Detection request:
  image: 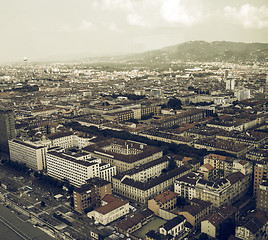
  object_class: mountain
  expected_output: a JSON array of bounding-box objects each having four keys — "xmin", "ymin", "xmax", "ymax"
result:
[{"xmin": 88, "ymin": 41, "xmax": 268, "ymax": 64}]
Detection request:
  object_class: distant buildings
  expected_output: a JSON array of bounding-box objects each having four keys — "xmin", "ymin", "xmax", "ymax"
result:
[{"xmin": 226, "ymin": 78, "xmax": 235, "ymax": 91}]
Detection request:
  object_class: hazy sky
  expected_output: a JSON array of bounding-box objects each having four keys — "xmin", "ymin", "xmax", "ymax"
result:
[{"xmin": 1, "ymin": 0, "xmax": 268, "ymax": 63}]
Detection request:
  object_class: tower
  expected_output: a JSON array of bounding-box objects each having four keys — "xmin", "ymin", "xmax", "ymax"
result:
[
  {"xmin": 0, "ymin": 108, "xmax": 16, "ymax": 153},
  {"xmin": 226, "ymin": 78, "xmax": 235, "ymax": 91}
]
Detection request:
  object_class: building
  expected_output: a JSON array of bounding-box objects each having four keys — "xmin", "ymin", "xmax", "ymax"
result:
[
  {"xmin": 198, "ymin": 163, "xmax": 216, "ymax": 181},
  {"xmin": 113, "ymin": 165, "xmax": 192, "ymax": 204},
  {"xmin": 256, "ymin": 180, "xmax": 268, "ymax": 214},
  {"xmin": 8, "ymin": 139, "xmax": 47, "ymax": 171},
  {"xmin": 87, "ymin": 194, "xmax": 129, "ymax": 225},
  {"xmin": 150, "ymin": 109, "xmax": 207, "ymax": 128},
  {"xmin": 145, "ymin": 230, "xmax": 173, "ymax": 240},
  {"xmin": 148, "ymin": 190, "xmax": 179, "ymax": 216},
  {"xmin": 233, "ymin": 160, "xmax": 252, "ymax": 176},
  {"xmin": 159, "ymin": 215, "xmax": 190, "ymax": 238},
  {"xmin": 201, "ymin": 205, "xmax": 238, "ymax": 239},
  {"xmin": 235, "ymin": 210, "xmax": 268, "ymax": 240},
  {"xmin": 73, "ymin": 178, "xmax": 112, "ymax": 214},
  {"xmin": 116, "ymin": 208, "xmax": 154, "ymax": 235},
  {"xmin": 174, "ymin": 172, "xmax": 201, "ymax": 200},
  {"xmin": 46, "ymin": 150, "xmax": 116, "ymax": 187},
  {"xmin": 234, "ymin": 89, "xmax": 251, "ymax": 101},
  {"xmin": 46, "ymin": 131, "xmax": 92, "ymax": 149},
  {"xmin": 196, "ymin": 172, "xmax": 250, "ymax": 208},
  {"xmin": 253, "ymin": 162, "xmax": 268, "ymax": 195},
  {"xmin": 226, "ymin": 78, "xmax": 235, "ymax": 91},
  {"xmin": 84, "ymin": 138, "xmax": 163, "ymax": 172},
  {"xmin": 178, "ymin": 198, "xmax": 213, "ymax": 228},
  {"xmin": 0, "ymin": 108, "xmax": 16, "ymax": 152},
  {"xmin": 203, "ymin": 153, "xmax": 234, "ymax": 178}
]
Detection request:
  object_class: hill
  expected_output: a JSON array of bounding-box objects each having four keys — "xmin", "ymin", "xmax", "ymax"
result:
[{"xmin": 84, "ymin": 41, "xmax": 268, "ymax": 64}]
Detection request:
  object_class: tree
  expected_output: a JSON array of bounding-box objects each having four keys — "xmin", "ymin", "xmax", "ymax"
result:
[
  {"xmin": 177, "ymin": 196, "xmax": 186, "ymax": 207},
  {"xmin": 41, "ymin": 201, "xmax": 46, "ymax": 207},
  {"xmin": 167, "ymin": 98, "xmax": 182, "ymax": 110},
  {"xmin": 167, "ymin": 157, "xmax": 177, "ymax": 171},
  {"xmin": 198, "ymin": 233, "xmax": 209, "ymax": 240}
]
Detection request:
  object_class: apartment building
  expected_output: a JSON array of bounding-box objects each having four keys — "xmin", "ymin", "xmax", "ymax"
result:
[
  {"xmin": 84, "ymin": 138, "xmax": 163, "ymax": 172},
  {"xmin": 198, "ymin": 163, "xmax": 215, "ymax": 181},
  {"xmin": 150, "ymin": 109, "xmax": 207, "ymax": 128},
  {"xmin": 73, "ymin": 178, "xmax": 112, "ymax": 214},
  {"xmin": 148, "ymin": 190, "xmax": 179, "ymax": 216},
  {"xmin": 201, "ymin": 205, "xmax": 238, "ymax": 239},
  {"xmin": 175, "ymin": 172, "xmax": 250, "ymax": 208},
  {"xmin": 256, "ymin": 180, "xmax": 268, "ymax": 214},
  {"xmin": 253, "ymin": 161, "xmax": 268, "ymax": 195},
  {"xmin": 174, "ymin": 172, "xmax": 201, "ymax": 200},
  {"xmin": 196, "ymin": 172, "xmax": 250, "ymax": 208},
  {"xmin": 113, "ymin": 165, "xmax": 192, "ymax": 204},
  {"xmin": 194, "ymin": 138, "xmax": 251, "ymax": 158},
  {"xmin": 235, "ymin": 210, "xmax": 268, "ymax": 240},
  {"xmin": 178, "ymin": 198, "xmax": 213, "ymax": 228},
  {"xmin": 204, "ymin": 153, "xmax": 234, "ymax": 178},
  {"xmin": 46, "ymin": 150, "xmax": 116, "ymax": 187},
  {"xmin": 8, "ymin": 139, "xmax": 47, "ymax": 171}
]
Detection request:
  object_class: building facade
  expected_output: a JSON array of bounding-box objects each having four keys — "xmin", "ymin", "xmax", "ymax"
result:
[
  {"xmin": 9, "ymin": 139, "xmax": 47, "ymax": 171},
  {"xmin": 0, "ymin": 108, "xmax": 16, "ymax": 153}
]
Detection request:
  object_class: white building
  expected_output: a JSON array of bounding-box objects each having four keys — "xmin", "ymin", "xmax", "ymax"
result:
[
  {"xmin": 8, "ymin": 139, "xmax": 47, "ymax": 171},
  {"xmin": 226, "ymin": 78, "xmax": 235, "ymax": 91},
  {"xmin": 87, "ymin": 194, "xmax": 129, "ymax": 225},
  {"xmin": 233, "ymin": 160, "xmax": 252, "ymax": 175},
  {"xmin": 234, "ymin": 89, "xmax": 251, "ymax": 101},
  {"xmin": 174, "ymin": 172, "xmax": 200, "ymax": 200},
  {"xmin": 159, "ymin": 215, "xmax": 188, "ymax": 238},
  {"xmin": 46, "ymin": 150, "xmax": 116, "ymax": 187},
  {"xmin": 46, "ymin": 131, "xmax": 93, "ymax": 149}
]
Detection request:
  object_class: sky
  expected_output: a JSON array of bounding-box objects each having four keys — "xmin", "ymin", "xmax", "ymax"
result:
[{"xmin": 0, "ymin": 0, "xmax": 268, "ymax": 63}]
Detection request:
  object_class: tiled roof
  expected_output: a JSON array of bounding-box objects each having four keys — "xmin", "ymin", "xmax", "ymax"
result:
[
  {"xmin": 95, "ymin": 194, "xmax": 128, "ymax": 215},
  {"xmin": 154, "ymin": 190, "xmax": 178, "ymax": 204},
  {"xmin": 203, "ymin": 163, "xmax": 214, "ymax": 171}
]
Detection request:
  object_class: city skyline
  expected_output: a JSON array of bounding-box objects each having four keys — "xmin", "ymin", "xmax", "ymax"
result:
[{"xmin": 1, "ymin": 0, "xmax": 268, "ymax": 63}]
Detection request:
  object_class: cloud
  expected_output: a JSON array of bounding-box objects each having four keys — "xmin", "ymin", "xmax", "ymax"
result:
[
  {"xmin": 224, "ymin": 4, "xmax": 268, "ymax": 29},
  {"xmin": 78, "ymin": 20, "xmax": 93, "ymax": 31},
  {"xmin": 160, "ymin": 0, "xmax": 203, "ymax": 25},
  {"xmin": 93, "ymin": 0, "xmax": 134, "ymax": 11}
]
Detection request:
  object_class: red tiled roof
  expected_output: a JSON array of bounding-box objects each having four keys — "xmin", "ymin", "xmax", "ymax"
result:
[
  {"xmin": 95, "ymin": 194, "xmax": 128, "ymax": 215},
  {"xmin": 154, "ymin": 190, "xmax": 179, "ymax": 204},
  {"xmin": 203, "ymin": 163, "xmax": 214, "ymax": 171}
]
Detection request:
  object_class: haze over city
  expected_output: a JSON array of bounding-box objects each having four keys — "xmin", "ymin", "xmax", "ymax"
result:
[
  {"xmin": 1, "ymin": 0, "xmax": 268, "ymax": 63},
  {"xmin": 0, "ymin": 1, "xmax": 268, "ymax": 240}
]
